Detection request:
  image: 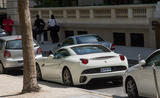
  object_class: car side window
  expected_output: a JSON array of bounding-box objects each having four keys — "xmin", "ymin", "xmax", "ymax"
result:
[
  {"xmin": 54, "ymin": 49, "xmax": 70, "ymax": 59},
  {"xmin": 146, "ymin": 51, "xmax": 160, "ymax": 66},
  {"xmin": 62, "ymin": 38, "xmax": 74, "ymax": 46}
]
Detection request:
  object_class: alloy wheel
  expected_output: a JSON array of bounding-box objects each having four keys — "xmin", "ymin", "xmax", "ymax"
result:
[
  {"xmin": 62, "ymin": 68, "xmax": 73, "ymax": 86},
  {"xmin": 36, "ymin": 64, "xmax": 42, "ymax": 80},
  {"xmin": 0, "ymin": 63, "xmax": 4, "ymax": 74},
  {"xmin": 127, "ymin": 79, "xmax": 139, "ymax": 98}
]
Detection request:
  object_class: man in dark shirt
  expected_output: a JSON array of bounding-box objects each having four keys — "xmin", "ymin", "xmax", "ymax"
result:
[{"xmin": 34, "ymin": 15, "xmax": 45, "ymax": 44}]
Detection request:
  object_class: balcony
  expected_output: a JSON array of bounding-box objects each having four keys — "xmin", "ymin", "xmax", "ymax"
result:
[{"xmin": 30, "ymin": 4, "xmax": 155, "ymax": 28}]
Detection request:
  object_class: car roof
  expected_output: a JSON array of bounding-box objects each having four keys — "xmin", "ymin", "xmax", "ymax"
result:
[
  {"xmin": 0, "ymin": 35, "xmax": 21, "ymax": 41},
  {"xmin": 67, "ymin": 34, "xmax": 98, "ymax": 39}
]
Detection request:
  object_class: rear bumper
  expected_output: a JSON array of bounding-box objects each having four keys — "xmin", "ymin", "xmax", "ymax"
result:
[{"xmin": 74, "ymin": 70, "xmax": 126, "ymax": 85}]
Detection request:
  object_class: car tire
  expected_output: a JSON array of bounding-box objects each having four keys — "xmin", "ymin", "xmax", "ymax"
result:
[
  {"xmin": 36, "ymin": 64, "xmax": 42, "ymax": 81},
  {"xmin": 0, "ymin": 63, "xmax": 4, "ymax": 74},
  {"xmin": 126, "ymin": 79, "xmax": 139, "ymax": 98},
  {"xmin": 62, "ymin": 68, "xmax": 73, "ymax": 86}
]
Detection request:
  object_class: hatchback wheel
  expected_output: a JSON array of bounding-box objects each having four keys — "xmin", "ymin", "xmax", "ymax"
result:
[
  {"xmin": 0, "ymin": 63, "xmax": 4, "ymax": 74},
  {"xmin": 36, "ymin": 64, "xmax": 42, "ymax": 81},
  {"xmin": 62, "ymin": 68, "xmax": 73, "ymax": 86},
  {"xmin": 126, "ymin": 79, "xmax": 139, "ymax": 98}
]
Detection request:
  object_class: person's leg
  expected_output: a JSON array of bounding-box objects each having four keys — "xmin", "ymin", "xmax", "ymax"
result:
[{"xmin": 41, "ymin": 33, "xmax": 44, "ymax": 43}]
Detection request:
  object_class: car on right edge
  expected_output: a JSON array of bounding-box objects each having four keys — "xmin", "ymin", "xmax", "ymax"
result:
[{"xmin": 124, "ymin": 49, "xmax": 160, "ymax": 98}]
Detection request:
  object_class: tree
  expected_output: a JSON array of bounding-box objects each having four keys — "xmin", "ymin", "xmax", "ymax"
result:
[{"xmin": 18, "ymin": 0, "xmax": 40, "ymax": 93}]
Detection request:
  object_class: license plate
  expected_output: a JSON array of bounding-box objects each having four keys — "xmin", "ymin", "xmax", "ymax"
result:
[{"xmin": 100, "ymin": 67, "xmax": 111, "ymax": 73}]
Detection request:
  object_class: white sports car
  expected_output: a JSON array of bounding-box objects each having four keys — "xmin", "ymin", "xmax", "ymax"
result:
[{"xmin": 36, "ymin": 44, "xmax": 128, "ymax": 86}]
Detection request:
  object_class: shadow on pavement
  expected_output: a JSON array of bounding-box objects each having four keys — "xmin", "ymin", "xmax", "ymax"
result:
[
  {"xmin": 6, "ymin": 69, "xmax": 23, "ymax": 76},
  {"xmin": 78, "ymin": 80, "xmax": 122, "ymax": 90}
]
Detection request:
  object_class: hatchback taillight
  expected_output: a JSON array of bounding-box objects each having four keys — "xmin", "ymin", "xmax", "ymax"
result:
[
  {"xmin": 37, "ymin": 48, "xmax": 42, "ymax": 54},
  {"xmin": 120, "ymin": 55, "xmax": 125, "ymax": 61},
  {"xmin": 4, "ymin": 50, "xmax": 11, "ymax": 58},
  {"xmin": 80, "ymin": 59, "xmax": 88, "ymax": 64},
  {"xmin": 111, "ymin": 44, "xmax": 115, "ymax": 50}
]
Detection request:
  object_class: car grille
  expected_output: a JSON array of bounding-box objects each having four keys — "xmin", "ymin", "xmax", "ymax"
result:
[{"xmin": 81, "ymin": 66, "xmax": 127, "ymax": 74}]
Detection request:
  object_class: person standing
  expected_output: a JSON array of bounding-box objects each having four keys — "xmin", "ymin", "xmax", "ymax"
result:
[
  {"xmin": 2, "ymin": 16, "xmax": 14, "ymax": 35},
  {"xmin": 48, "ymin": 15, "xmax": 59, "ymax": 43},
  {"xmin": 34, "ymin": 15, "xmax": 45, "ymax": 44}
]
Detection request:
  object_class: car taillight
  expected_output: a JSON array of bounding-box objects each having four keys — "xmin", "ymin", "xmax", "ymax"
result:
[
  {"xmin": 37, "ymin": 48, "xmax": 42, "ymax": 54},
  {"xmin": 80, "ymin": 59, "xmax": 88, "ymax": 64},
  {"xmin": 111, "ymin": 44, "xmax": 115, "ymax": 50},
  {"xmin": 120, "ymin": 55, "xmax": 125, "ymax": 61},
  {"xmin": 4, "ymin": 50, "xmax": 11, "ymax": 58}
]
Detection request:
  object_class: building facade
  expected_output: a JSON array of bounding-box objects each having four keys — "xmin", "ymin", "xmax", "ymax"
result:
[{"xmin": 1, "ymin": 0, "xmax": 160, "ymax": 49}]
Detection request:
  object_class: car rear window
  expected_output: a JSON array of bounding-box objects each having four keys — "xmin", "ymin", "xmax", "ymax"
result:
[
  {"xmin": 76, "ymin": 35, "xmax": 104, "ymax": 44},
  {"xmin": 71, "ymin": 45, "xmax": 111, "ymax": 55},
  {"xmin": 5, "ymin": 40, "xmax": 38, "ymax": 49}
]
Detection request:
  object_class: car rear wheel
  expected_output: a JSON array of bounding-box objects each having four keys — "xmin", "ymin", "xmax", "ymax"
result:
[
  {"xmin": 62, "ymin": 68, "xmax": 73, "ymax": 86},
  {"xmin": 36, "ymin": 64, "xmax": 42, "ymax": 81},
  {"xmin": 0, "ymin": 63, "xmax": 4, "ymax": 74},
  {"xmin": 126, "ymin": 79, "xmax": 139, "ymax": 98}
]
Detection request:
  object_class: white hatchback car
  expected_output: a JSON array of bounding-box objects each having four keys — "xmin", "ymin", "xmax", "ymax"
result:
[
  {"xmin": 36, "ymin": 44, "xmax": 128, "ymax": 86},
  {"xmin": 124, "ymin": 49, "xmax": 160, "ymax": 98},
  {"xmin": 0, "ymin": 35, "xmax": 42, "ymax": 73}
]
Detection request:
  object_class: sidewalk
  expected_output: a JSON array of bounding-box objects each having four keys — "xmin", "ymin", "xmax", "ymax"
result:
[{"xmin": 0, "ymin": 75, "xmax": 111, "ymax": 98}]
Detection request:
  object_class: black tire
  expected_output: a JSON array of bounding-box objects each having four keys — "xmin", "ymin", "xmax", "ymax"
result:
[
  {"xmin": 126, "ymin": 79, "xmax": 139, "ymax": 98},
  {"xmin": 62, "ymin": 68, "xmax": 73, "ymax": 86},
  {"xmin": 0, "ymin": 63, "xmax": 4, "ymax": 74},
  {"xmin": 36, "ymin": 64, "xmax": 42, "ymax": 81}
]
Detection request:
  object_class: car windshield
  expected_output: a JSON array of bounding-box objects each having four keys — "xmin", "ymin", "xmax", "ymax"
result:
[
  {"xmin": 5, "ymin": 39, "xmax": 38, "ymax": 49},
  {"xmin": 76, "ymin": 35, "xmax": 104, "ymax": 44},
  {"xmin": 71, "ymin": 45, "xmax": 111, "ymax": 55}
]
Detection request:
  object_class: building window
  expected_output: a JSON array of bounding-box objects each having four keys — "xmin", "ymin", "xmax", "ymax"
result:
[
  {"xmin": 113, "ymin": 32, "xmax": 126, "ymax": 46},
  {"xmin": 64, "ymin": 30, "xmax": 74, "ymax": 38},
  {"xmin": 77, "ymin": 31, "xmax": 88, "ymax": 35},
  {"xmin": 131, "ymin": 33, "xmax": 144, "ymax": 47}
]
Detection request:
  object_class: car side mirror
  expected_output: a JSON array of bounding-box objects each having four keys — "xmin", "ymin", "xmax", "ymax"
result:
[{"xmin": 139, "ymin": 60, "xmax": 146, "ymax": 66}]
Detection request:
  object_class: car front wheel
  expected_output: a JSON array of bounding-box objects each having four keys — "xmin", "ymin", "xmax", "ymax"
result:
[
  {"xmin": 36, "ymin": 64, "xmax": 42, "ymax": 81},
  {"xmin": 62, "ymin": 68, "xmax": 73, "ymax": 86},
  {"xmin": 126, "ymin": 79, "xmax": 139, "ymax": 98}
]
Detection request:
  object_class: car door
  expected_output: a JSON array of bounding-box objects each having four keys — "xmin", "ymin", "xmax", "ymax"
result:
[
  {"xmin": 44, "ymin": 49, "xmax": 71, "ymax": 81},
  {"xmin": 138, "ymin": 51, "xmax": 160, "ymax": 97}
]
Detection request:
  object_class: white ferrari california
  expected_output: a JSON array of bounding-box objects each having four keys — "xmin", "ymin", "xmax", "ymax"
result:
[{"xmin": 36, "ymin": 44, "xmax": 128, "ymax": 86}]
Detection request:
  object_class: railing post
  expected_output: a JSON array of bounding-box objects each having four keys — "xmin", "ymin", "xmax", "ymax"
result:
[
  {"xmin": 38, "ymin": 10, "xmax": 42, "ymax": 18},
  {"xmin": 63, "ymin": 9, "xmax": 67, "ymax": 19},
  {"xmin": 76, "ymin": 9, "xmax": 80, "ymax": 19},
  {"xmin": 128, "ymin": 8, "xmax": 133, "ymax": 19},
  {"xmin": 90, "ymin": 9, "xmax": 94, "ymax": 19},
  {"xmin": 147, "ymin": 8, "xmax": 153, "ymax": 18},
  {"xmin": 49, "ymin": 10, "xmax": 52, "ymax": 17},
  {"xmin": 111, "ymin": 8, "xmax": 116, "ymax": 19}
]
